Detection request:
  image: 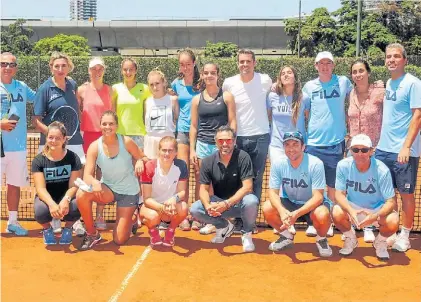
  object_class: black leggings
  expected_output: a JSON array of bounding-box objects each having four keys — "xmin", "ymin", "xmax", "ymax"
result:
[{"xmin": 34, "ymin": 196, "xmax": 81, "ymax": 224}]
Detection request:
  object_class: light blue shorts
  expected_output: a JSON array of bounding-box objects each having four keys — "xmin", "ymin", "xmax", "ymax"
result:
[{"xmin": 196, "ymin": 140, "xmax": 218, "ymax": 159}]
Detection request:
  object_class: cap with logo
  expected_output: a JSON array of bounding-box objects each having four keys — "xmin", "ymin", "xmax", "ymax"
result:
[
  {"xmin": 283, "ymin": 131, "xmax": 304, "ymax": 144},
  {"xmin": 315, "ymin": 51, "xmax": 334, "ymax": 63},
  {"xmin": 350, "ymin": 134, "xmax": 372, "ymax": 148}
]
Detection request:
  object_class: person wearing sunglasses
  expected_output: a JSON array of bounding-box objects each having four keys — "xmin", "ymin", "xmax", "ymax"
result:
[
  {"xmin": 1, "ymin": 52, "xmax": 36, "ymax": 236},
  {"xmin": 190, "ymin": 125, "xmax": 259, "ymax": 253},
  {"xmin": 333, "ymin": 134, "xmax": 399, "ymax": 260},
  {"xmin": 262, "ymin": 131, "xmax": 332, "ymax": 257},
  {"xmin": 375, "ymin": 43, "xmax": 421, "ymax": 253}
]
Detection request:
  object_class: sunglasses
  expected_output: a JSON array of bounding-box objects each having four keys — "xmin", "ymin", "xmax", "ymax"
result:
[
  {"xmin": 283, "ymin": 131, "xmax": 304, "ymax": 142},
  {"xmin": 1, "ymin": 62, "xmax": 17, "ymax": 68},
  {"xmin": 351, "ymin": 147, "xmax": 370, "ymax": 153},
  {"xmin": 217, "ymin": 139, "xmax": 233, "ymax": 144}
]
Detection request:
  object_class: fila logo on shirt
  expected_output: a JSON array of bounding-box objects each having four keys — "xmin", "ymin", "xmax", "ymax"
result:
[
  {"xmin": 282, "ymin": 178, "xmax": 308, "ymax": 189},
  {"xmin": 44, "ymin": 165, "xmax": 71, "ymax": 181},
  {"xmin": 385, "ymin": 90, "xmax": 397, "ymax": 102},
  {"xmin": 311, "ymin": 89, "xmax": 340, "ymax": 100},
  {"xmin": 346, "ymin": 180, "xmax": 376, "ymax": 194},
  {"xmin": 1, "ymin": 93, "xmax": 24, "ymax": 103}
]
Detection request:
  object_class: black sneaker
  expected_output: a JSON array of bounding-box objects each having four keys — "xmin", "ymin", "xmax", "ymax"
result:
[
  {"xmin": 78, "ymin": 232, "xmax": 102, "ymax": 251},
  {"xmin": 233, "ymin": 218, "xmax": 243, "ymax": 234},
  {"xmin": 132, "ymin": 222, "xmax": 138, "ymax": 235}
]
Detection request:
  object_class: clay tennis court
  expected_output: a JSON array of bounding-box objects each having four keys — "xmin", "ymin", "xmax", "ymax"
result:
[
  {"xmin": 1, "ymin": 220, "xmax": 420, "ymax": 302},
  {"xmin": 1, "ymin": 134, "xmax": 421, "ymax": 302}
]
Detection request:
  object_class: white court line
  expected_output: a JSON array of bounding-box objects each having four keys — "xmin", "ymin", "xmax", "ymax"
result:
[{"xmin": 108, "ymin": 245, "xmax": 153, "ymax": 302}]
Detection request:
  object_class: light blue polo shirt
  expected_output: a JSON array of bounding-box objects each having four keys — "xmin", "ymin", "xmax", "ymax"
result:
[
  {"xmin": 269, "ymin": 153, "xmax": 326, "ymax": 205},
  {"xmin": 171, "ymin": 78, "xmax": 199, "ymax": 132},
  {"xmin": 302, "ymin": 74, "xmax": 353, "ymax": 147},
  {"xmin": 377, "ymin": 73, "xmax": 421, "ymax": 157},
  {"xmin": 1, "ymin": 79, "xmax": 36, "ymax": 152},
  {"xmin": 33, "ymin": 77, "xmax": 83, "ymax": 146},
  {"xmin": 335, "ymin": 157, "xmax": 395, "ymax": 209}
]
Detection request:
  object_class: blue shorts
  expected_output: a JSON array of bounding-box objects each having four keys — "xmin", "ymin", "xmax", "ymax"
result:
[
  {"xmin": 375, "ymin": 149, "xmax": 419, "ymax": 194},
  {"xmin": 281, "ymin": 197, "xmax": 331, "ymax": 225},
  {"xmin": 196, "ymin": 140, "xmax": 218, "ymax": 159},
  {"xmin": 306, "ymin": 141, "xmax": 345, "ymax": 188}
]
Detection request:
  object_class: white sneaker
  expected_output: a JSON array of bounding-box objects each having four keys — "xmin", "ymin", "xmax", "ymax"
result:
[
  {"xmin": 327, "ymin": 224, "xmax": 334, "ymax": 237},
  {"xmin": 363, "ymin": 227, "xmax": 375, "ymax": 243},
  {"xmin": 341, "ymin": 226, "xmax": 355, "ymax": 241},
  {"xmin": 373, "ymin": 236, "xmax": 390, "ymax": 260},
  {"xmin": 392, "ymin": 233, "xmax": 411, "ymax": 252},
  {"xmin": 200, "ymin": 224, "xmax": 216, "ymax": 235},
  {"xmin": 269, "ymin": 235, "xmax": 294, "ymax": 251},
  {"xmin": 72, "ymin": 219, "xmax": 86, "ymax": 237},
  {"xmin": 241, "ymin": 232, "xmax": 255, "ymax": 252},
  {"xmin": 51, "ymin": 218, "xmax": 62, "ymax": 234},
  {"xmin": 339, "ymin": 235, "xmax": 358, "ymax": 256},
  {"xmin": 288, "ymin": 225, "xmax": 296, "ymax": 235},
  {"xmin": 305, "ymin": 225, "xmax": 317, "ymax": 237},
  {"xmin": 210, "ymin": 221, "xmax": 234, "ymax": 244},
  {"xmin": 316, "ymin": 238, "xmax": 332, "ymax": 257},
  {"xmin": 273, "ymin": 228, "xmax": 279, "ymax": 234},
  {"xmin": 386, "ymin": 233, "xmax": 397, "ymax": 247}
]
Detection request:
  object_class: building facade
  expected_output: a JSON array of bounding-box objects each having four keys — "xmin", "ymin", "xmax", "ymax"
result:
[{"xmin": 70, "ymin": 0, "xmax": 97, "ymax": 21}]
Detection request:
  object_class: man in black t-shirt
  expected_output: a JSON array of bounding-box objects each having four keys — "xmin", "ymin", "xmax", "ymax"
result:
[{"xmin": 190, "ymin": 125, "xmax": 259, "ymax": 253}]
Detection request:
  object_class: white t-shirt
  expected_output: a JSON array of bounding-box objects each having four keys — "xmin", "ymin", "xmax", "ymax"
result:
[
  {"xmin": 223, "ymin": 72, "xmax": 272, "ymax": 136},
  {"xmin": 144, "ymin": 94, "xmax": 176, "ymax": 137}
]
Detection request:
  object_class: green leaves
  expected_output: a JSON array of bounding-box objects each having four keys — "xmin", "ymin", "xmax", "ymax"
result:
[
  {"xmin": 203, "ymin": 41, "xmax": 239, "ymax": 58},
  {"xmin": 0, "ymin": 19, "xmax": 34, "ymax": 55},
  {"xmin": 32, "ymin": 34, "xmax": 91, "ymax": 56}
]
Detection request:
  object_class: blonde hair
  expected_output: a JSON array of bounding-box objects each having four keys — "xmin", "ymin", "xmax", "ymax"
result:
[
  {"xmin": 42, "ymin": 121, "xmax": 68, "ymax": 155},
  {"xmin": 159, "ymin": 136, "xmax": 178, "ymax": 152},
  {"xmin": 147, "ymin": 69, "xmax": 168, "ymax": 90},
  {"xmin": 49, "ymin": 52, "xmax": 74, "ymax": 72}
]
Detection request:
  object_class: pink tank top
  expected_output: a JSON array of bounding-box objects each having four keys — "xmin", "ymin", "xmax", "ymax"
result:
[{"xmin": 80, "ymin": 83, "xmax": 112, "ymax": 132}]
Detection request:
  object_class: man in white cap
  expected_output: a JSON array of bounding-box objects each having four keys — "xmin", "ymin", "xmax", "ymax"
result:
[
  {"xmin": 301, "ymin": 51, "xmax": 353, "ymax": 237},
  {"xmin": 332, "ymin": 134, "xmax": 399, "ymax": 260}
]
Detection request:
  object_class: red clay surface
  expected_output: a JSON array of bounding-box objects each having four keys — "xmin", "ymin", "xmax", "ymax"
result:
[{"xmin": 1, "ymin": 220, "xmax": 420, "ymax": 302}]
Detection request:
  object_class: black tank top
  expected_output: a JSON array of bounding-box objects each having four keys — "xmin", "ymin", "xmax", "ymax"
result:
[{"xmin": 197, "ymin": 89, "xmax": 228, "ymax": 144}]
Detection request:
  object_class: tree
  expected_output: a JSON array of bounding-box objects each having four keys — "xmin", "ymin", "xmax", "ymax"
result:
[
  {"xmin": 32, "ymin": 34, "xmax": 91, "ymax": 56},
  {"xmin": 0, "ymin": 19, "xmax": 34, "ymax": 55},
  {"xmin": 203, "ymin": 41, "xmax": 238, "ymax": 58}
]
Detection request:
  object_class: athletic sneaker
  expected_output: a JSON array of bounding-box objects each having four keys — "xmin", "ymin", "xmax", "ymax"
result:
[
  {"xmin": 339, "ymin": 235, "xmax": 358, "ymax": 256},
  {"xmin": 327, "ymin": 225, "xmax": 334, "ymax": 237},
  {"xmin": 386, "ymin": 233, "xmax": 397, "ymax": 247},
  {"xmin": 179, "ymin": 219, "xmax": 191, "ymax": 231},
  {"xmin": 305, "ymin": 225, "xmax": 317, "ymax": 237},
  {"xmin": 200, "ymin": 224, "xmax": 216, "ymax": 235},
  {"xmin": 211, "ymin": 221, "xmax": 235, "ymax": 244},
  {"xmin": 72, "ymin": 219, "xmax": 86, "ymax": 237},
  {"xmin": 273, "ymin": 225, "xmax": 296, "ymax": 235},
  {"xmin": 163, "ymin": 228, "xmax": 175, "ymax": 247},
  {"xmin": 392, "ymin": 233, "xmax": 411, "ymax": 252},
  {"xmin": 149, "ymin": 228, "xmax": 162, "ymax": 246},
  {"xmin": 94, "ymin": 216, "xmax": 107, "ymax": 231},
  {"xmin": 341, "ymin": 226, "xmax": 355, "ymax": 241},
  {"xmin": 269, "ymin": 235, "xmax": 294, "ymax": 251},
  {"xmin": 51, "ymin": 218, "xmax": 62, "ymax": 234},
  {"xmin": 233, "ymin": 218, "xmax": 243, "ymax": 234},
  {"xmin": 158, "ymin": 221, "xmax": 169, "ymax": 231},
  {"xmin": 78, "ymin": 232, "xmax": 102, "ymax": 251},
  {"xmin": 191, "ymin": 220, "xmax": 203, "ymax": 231},
  {"xmin": 241, "ymin": 232, "xmax": 255, "ymax": 252},
  {"xmin": 131, "ymin": 222, "xmax": 138, "ymax": 235},
  {"xmin": 59, "ymin": 227, "xmax": 73, "ymax": 245},
  {"xmin": 6, "ymin": 221, "xmax": 28, "ymax": 236},
  {"xmin": 373, "ymin": 236, "xmax": 389, "ymax": 260},
  {"xmin": 43, "ymin": 227, "xmax": 56, "ymax": 245},
  {"xmin": 316, "ymin": 238, "xmax": 332, "ymax": 257},
  {"xmin": 363, "ymin": 227, "xmax": 375, "ymax": 243}
]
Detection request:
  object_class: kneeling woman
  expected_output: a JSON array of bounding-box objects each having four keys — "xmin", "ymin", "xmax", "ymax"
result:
[
  {"xmin": 76, "ymin": 110, "xmax": 144, "ymax": 251},
  {"xmin": 140, "ymin": 136, "xmax": 188, "ymax": 247},
  {"xmin": 32, "ymin": 122, "xmax": 82, "ymax": 245}
]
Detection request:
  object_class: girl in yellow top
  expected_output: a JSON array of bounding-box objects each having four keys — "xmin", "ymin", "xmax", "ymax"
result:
[{"xmin": 112, "ymin": 58, "xmax": 151, "ymax": 148}]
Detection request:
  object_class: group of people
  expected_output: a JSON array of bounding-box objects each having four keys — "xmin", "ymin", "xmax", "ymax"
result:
[{"xmin": 1, "ymin": 42, "xmax": 420, "ymax": 260}]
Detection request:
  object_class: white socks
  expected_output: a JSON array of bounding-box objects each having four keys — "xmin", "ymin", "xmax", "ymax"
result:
[{"xmin": 8, "ymin": 211, "xmax": 17, "ymax": 224}]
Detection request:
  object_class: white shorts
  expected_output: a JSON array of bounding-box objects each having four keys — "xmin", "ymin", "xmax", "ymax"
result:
[
  {"xmin": 1, "ymin": 151, "xmax": 29, "ymax": 187},
  {"xmin": 38, "ymin": 144, "xmax": 86, "ymax": 165},
  {"xmin": 269, "ymin": 145, "xmax": 287, "ymax": 164}
]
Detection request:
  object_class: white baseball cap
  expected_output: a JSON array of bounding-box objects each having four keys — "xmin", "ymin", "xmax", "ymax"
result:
[
  {"xmin": 89, "ymin": 57, "xmax": 105, "ymax": 68},
  {"xmin": 350, "ymin": 134, "xmax": 372, "ymax": 148},
  {"xmin": 315, "ymin": 51, "xmax": 334, "ymax": 63}
]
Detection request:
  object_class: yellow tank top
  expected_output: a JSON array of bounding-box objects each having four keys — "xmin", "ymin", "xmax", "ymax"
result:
[{"xmin": 112, "ymin": 82, "xmax": 150, "ymax": 135}]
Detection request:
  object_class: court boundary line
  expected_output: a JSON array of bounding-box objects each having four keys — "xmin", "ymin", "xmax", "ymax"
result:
[{"xmin": 108, "ymin": 245, "xmax": 153, "ymax": 302}]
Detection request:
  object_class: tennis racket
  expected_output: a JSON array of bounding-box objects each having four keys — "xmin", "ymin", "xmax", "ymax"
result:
[
  {"xmin": 51, "ymin": 105, "xmax": 80, "ymax": 139},
  {"xmin": 0, "ymin": 83, "xmax": 12, "ymax": 157}
]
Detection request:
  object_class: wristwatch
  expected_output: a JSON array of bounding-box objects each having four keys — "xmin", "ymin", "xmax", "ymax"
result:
[
  {"xmin": 174, "ymin": 194, "xmax": 180, "ymax": 203},
  {"xmin": 64, "ymin": 195, "xmax": 72, "ymax": 202}
]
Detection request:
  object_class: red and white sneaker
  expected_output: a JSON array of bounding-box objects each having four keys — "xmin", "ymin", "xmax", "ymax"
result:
[
  {"xmin": 163, "ymin": 228, "xmax": 175, "ymax": 247},
  {"xmin": 149, "ymin": 228, "xmax": 162, "ymax": 246}
]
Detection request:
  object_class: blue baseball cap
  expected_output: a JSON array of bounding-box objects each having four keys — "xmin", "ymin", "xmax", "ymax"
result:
[{"xmin": 283, "ymin": 131, "xmax": 304, "ymax": 144}]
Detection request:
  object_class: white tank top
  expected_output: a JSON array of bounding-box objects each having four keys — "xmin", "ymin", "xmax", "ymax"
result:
[{"xmin": 144, "ymin": 94, "xmax": 176, "ymax": 137}]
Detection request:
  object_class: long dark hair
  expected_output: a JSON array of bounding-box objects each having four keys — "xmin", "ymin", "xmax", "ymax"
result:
[
  {"xmin": 275, "ymin": 66, "xmax": 303, "ymax": 126},
  {"xmin": 177, "ymin": 49, "xmax": 200, "ymax": 92},
  {"xmin": 197, "ymin": 62, "xmax": 222, "ymax": 92}
]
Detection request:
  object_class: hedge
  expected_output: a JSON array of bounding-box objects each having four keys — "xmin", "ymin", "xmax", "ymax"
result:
[{"xmin": 14, "ymin": 56, "xmax": 421, "ymax": 128}]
